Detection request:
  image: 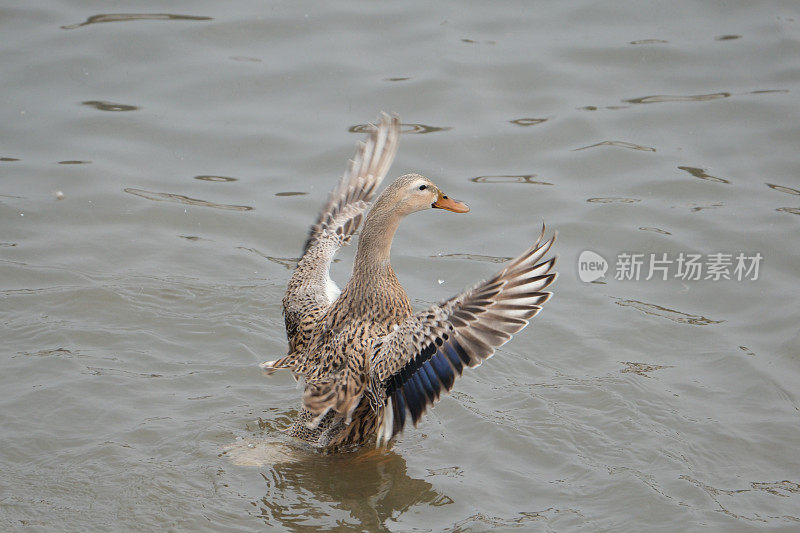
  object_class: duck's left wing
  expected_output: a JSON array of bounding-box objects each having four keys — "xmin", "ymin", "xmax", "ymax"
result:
[
  {"xmin": 278, "ymin": 113, "xmax": 400, "ymax": 356},
  {"xmin": 368, "ymin": 229, "xmax": 556, "ymax": 445}
]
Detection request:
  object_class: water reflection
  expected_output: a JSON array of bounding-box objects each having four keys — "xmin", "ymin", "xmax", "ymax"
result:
[
  {"xmin": 470, "ymin": 174, "xmax": 553, "ymax": 185},
  {"xmin": 450, "ymin": 509, "xmax": 576, "ymax": 530},
  {"xmin": 624, "ymin": 92, "xmax": 730, "ymax": 104},
  {"xmin": 275, "ymin": 192, "xmax": 308, "ymax": 197},
  {"xmin": 82, "ymin": 100, "xmax": 139, "ymax": 112},
  {"xmin": 678, "ymin": 166, "xmax": 730, "ymax": 184},
  {"xmin": 58, "ymin": 160, "xmax": 91, "ymax": 165},
  {"xmin": 630, "ymin": 39, "xmax": 669, "ymax": 45},
  {"xmin": 383, "ymin": 77, "xmax": 411, "ymax": 82},
  {"xmin": 250, "ymin": 447, "xmax": 453, "ymax": 530},
  {"xmin": 61, "ymin": 13, "xmax": 212, "ymax": 30},
  {"xmin": 124, "ymin": 187, "xmax": 253, "ymax": 211},
  {"xmin": 574, "ymin": 140, "xmax": 655, "ymax": 152},
  {"xmin": 348, "ymin": 123, "xmax": 452, "ymax": 134},
  {"xmin": 715, "ymin": 34, "xmax": 742, "ymax": 41},
  {"xmin": 776, "ymin": 207, "xmax": 800, "ymax": 216}
]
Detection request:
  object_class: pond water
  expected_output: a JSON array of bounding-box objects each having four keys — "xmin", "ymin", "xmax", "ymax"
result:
[{"xmin": 2, "ymin": 1, "xmax": 799, "ymax": 531}]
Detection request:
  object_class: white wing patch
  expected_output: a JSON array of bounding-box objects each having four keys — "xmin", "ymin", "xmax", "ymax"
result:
[{"xmin": 325, "ymin": 275, "xmax": 341, "ymax": 302}]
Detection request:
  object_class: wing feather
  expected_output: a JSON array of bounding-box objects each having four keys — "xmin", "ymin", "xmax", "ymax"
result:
[
  {"xmin": 369, "ymin": 229, "xmax": 557, "ymax": 445},
  {"xmin": 271, "ymin": 113, "xmax": 400, "ymax": 365}
]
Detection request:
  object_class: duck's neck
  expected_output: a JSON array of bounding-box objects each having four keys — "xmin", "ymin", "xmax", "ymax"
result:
[
  {"xmin": 353, "ymin": 207, "xmax": 401, "ymax": 273},
  {"xmin": 332, "ymin": 192, "xmax": 412, "ymax": 326},
  {"xmin": 336, "ymin": 205, "xmax": 411, "ymax": 323}
]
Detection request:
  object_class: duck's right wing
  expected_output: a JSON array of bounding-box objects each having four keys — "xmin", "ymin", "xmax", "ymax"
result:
[
  {"xmin": 368, "ymin": 228, "xmax": 557, "ymax": 445},
  {"xmin": 276, "ymin": 113, "xmax": 401, "ymax": 358}
]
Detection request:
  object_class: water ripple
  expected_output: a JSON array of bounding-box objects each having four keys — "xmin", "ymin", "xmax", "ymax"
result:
[
  {"xmin": 348, "ymin": 123, "xmax": 451, "ymax": 134},
  {"xmin": 237, "ymin": 247, "xmax": 302, "ymax": 269},
  {"xmin": 766, "ymin": 183, "xmax": 800, "ymax": 196},
  {"xmin": 21, "ymin": 348, "xmax": 75, "ymax": 358},
  {"xmin": 62, "ymin": 13, "xmax": 213, "ymax": 30},
  {"xmin": 82, "ymin": 100, "xmax": 139, "ymax": 112},
  {"xmin": 509, "ymin": 118, "xmax": 547, "ymax": 127},
  {"xmin": 587, "ymin": 197, "xmax": 641, "ymax": 204},
  {"xmin": 124, "ymin": 188, "xmax": 253, "ymax": 211},
  {"xmin": 678, "ymin": 476, "xmax": 799, "ymax": 523},
  {"xmin": 624, "ymin": 92, "xmax": 731, "ymax": 104},
  {"xmin": 578, "ymin": 105, "xmax": 630, "ymax": 111},
  {"xmin": 229, "ymin": 56, "xmax": 262, "ymax": 63},
  {"xmin": 470, "ymin": 174, "xmax": 553, "ymax": 185},
  {"xmin": 639, "ymin": 227, "xmax": 672, "ymax": 235},
  {"xmin": 194, "ymin": 175, "xmax": 238, "ymax": 182},
  {"xmin": 612, "ymin": 298, "xmax": 724, "ymax": 325},
  {"xmin": 685, "ymin": 202, "xmax": 724, "ymax": 212},
  {"xmin": 678, "ymin": 166, "xmax": 731, "ymax": 184},
  {"xmin": 430, "ymin": 253, "xmax": 512, "ymax": 264},
  {"xmin": 574, "ymin": 140, "xmax": 655, "ymax": 152},
  {"xmin": 620, "ymin": 361, "xmax": 674, "ymax": 377},
  {"xmin": 751, "ymin": 480, "xmax": 800, "ymax": 496}
]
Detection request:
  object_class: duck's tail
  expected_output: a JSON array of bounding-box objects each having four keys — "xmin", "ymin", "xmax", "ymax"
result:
[{"xmin": 302, "ymin": 358, "xmax": 367, "ymax": 427}]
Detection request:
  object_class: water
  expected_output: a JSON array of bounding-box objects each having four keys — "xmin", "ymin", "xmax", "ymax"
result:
[{"xmin": 2, "ymin": 1, "xmax": 799, "ymax": 530}]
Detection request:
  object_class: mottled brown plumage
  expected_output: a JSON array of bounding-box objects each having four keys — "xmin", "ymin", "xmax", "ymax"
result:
[{"xmin": 261, "ymin": 113, "xmax": 557, "ymax": 449}]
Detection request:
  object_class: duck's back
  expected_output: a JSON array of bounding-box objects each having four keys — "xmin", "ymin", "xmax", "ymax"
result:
[{"xmin": 307, "ymin": 262, "xmax": 413, "ymax": 379}]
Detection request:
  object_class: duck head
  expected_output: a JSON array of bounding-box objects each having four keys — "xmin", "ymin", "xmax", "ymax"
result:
[
  {"xmin": 376, "ymin": 173, "xmax": 469, "ymax": 217},
  {"xmin": 354, "ymin": 174, "xmax": 469, "ymax": 269}
]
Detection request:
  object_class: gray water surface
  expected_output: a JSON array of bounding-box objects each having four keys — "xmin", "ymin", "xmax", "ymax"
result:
[{"xmin": 2, "ymin": 1, "xmax": 800, "ymax": 531}]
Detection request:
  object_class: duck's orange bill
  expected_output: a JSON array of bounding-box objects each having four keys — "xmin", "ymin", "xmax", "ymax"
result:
[{"xmin": 432, "ymin": 194, "xmax": 470, "ymax": 213}]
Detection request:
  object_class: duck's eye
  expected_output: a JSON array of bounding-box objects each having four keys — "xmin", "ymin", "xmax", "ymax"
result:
[{"xmin": 418, "ymin": 184, "xmax": 428, "ymax": 191}]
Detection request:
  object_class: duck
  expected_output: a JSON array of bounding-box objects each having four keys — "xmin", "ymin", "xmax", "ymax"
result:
[{"xmin": 261, "ymin": 113, "xmax": 556, "ymax": 449}]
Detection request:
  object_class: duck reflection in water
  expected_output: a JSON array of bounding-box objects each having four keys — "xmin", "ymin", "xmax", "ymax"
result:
[{"xmin": 227, "ymin": 437, "xmax": 452, "ymax": 530}]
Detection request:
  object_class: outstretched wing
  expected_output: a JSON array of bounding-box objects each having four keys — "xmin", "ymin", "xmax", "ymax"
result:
[
  {"xmin": 279, "ymin": 113, "xmax": 401, "ymax": 355},
  {"xmin": 368, "ymin": 228, "xmax": 556, "ymax": 445}
]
